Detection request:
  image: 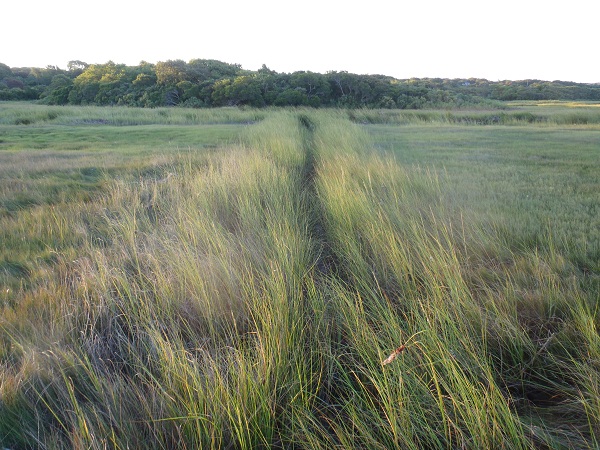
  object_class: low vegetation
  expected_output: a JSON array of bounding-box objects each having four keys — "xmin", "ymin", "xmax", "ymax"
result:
[{"xmin": 0, "ymin": 103, "xmax": 598, "ymax": 448}]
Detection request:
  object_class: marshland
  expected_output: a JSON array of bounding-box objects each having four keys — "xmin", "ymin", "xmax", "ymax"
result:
[{"xmin": 1, "ymin": 101, "xmax": 599, "ymax": 448}]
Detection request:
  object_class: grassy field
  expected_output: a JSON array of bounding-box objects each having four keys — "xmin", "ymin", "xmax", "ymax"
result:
[{"xmin": 0, "ymin": 102, "xmax": 599, "ymax": 448}]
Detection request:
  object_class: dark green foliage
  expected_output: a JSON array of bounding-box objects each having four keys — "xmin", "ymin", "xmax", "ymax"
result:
[
  {"xmin": 274, "ymin": 88, "xmax": 309, "ymax": 106},
  {"xmin": 211, "ymin": 76, "xmax": 265, "ymax": 107},
  {"xmin": 40, "ymin": 74, "xmax": 73, "ymax": 104},
  {"xmin": 1, "ymin": 59, "xmax": 600, "ymax": 108},
  {"xmin": 0, "ymin": 62, "xmax": 12, "ymax": 79}
]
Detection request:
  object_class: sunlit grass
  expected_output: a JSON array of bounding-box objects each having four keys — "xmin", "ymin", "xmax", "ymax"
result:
[
  {"xmin": 367, "ymin": 123, "xmax": 600, "ymax": 273},
  {"xmin": 0, "ymin": 104, "xmax": 251, "ymax": 300},
  {"xmin": 0, "ymin": 104, "xmax": 598, "ymax": 448},
  {"xmin": 311, "ymin": 112, "xmax": 599, "ymax": 448},
  {"xmin": 0, "ymin": 101, "xmax": 266, "ymax": 125},
  {"xmin": 349, "ymin": 102, "xmax": 600, "ymax": 127}
]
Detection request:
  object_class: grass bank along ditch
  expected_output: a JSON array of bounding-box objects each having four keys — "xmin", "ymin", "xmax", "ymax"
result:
[
  {"xmin": 1, "ymin": 108, "xmax": 598, "ymax": 448},
  {"xmin": 314, "ymin": 112, "xmax": 598, "ymax": 448}
]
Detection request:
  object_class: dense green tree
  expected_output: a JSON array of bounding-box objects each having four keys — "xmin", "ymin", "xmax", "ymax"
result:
[
  {"xmin": 274, "ymin": 88, "xmax": 309, "ymax": 106},
  {"xmin": 132, "ymin": 72, "xmax": 156, "ymax": 88},
  {"xmin": 3, "ymin": 78, "xmax": 24, "ymax": 89},
  {"xmin": 26, "ymin": 66, "xmax": 65, "ymax": 86},
  {"xmin": 187, "ymin": 59, "xmax": 242, "ymax": 82},
  {"xmin": 0, "ymin": 62, "xmax": 12, "ymax": 80},
  {"xmin": 176, "ymin": 80, "xmax": 201, "ymax": 103},
  {"xmin": 212, "ymin": 76, "xmax": 264, "ymax": 107},
  {"xmin": 41, "ymin": 74, "xmax": 73, "ymax": 104},
  {"xmin": 2, "ymin": 58, "xmax": 599, "ymax": 107},
  {"xmin": 289, "ymin": 71, "xmax": 331, "ymax": 106},
  {"xmin": 67, "ymin": 60, "xmax": 89, "ymax": 75},
  {"xmin": 155, "ymin": 60, "xmax": 188, "ymax": 85}
]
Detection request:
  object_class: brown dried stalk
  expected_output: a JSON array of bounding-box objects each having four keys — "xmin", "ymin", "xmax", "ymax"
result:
[
  {"xmin": 382, "ymin": 345, "xmax": 407, "ymax": 366},
  {"xmin": 381, "ymin": 331, "xmax": 424, "ymax": 366}
]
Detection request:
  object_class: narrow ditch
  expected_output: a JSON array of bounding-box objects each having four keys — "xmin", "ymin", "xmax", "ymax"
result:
[
  {"xmin": 297, "ymin": 114, "xmax": 338, "ymax": 279},
  {"xmin": 297, "ymin": 113, "xmax": 352, "ymax": 446}
]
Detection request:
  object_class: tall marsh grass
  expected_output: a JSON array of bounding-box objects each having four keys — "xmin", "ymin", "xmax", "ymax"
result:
[
  {"xmin": 349, "ymin": 105, "xmax": 600, "ymax": 127},
  {"xmin": 1, "ymin": 106, "xmax": 598, "ymax": 448},
  {"xmin": 0, "ymin": 102, "xmax": 266, "ymax": 126},
  {"xmin": 1, "ymin": 111, "xmax": 320, "ymax": 448},
  {"xmin": 309, "ymin": 112, "xmax": 599, "ymax": 448}
]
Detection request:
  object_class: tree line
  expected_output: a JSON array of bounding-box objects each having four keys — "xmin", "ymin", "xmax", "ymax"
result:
[{"xmin": 1, "ymin": 59, "xmax": 599, "ymax": 108}]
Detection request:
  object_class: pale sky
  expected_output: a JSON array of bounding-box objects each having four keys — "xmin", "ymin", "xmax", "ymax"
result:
[{"xmin": 2, "ymin": 0, "xmax": 598, "ymax": 83}]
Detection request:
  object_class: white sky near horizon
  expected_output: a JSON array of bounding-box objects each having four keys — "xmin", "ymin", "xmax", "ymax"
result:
[{"xmin": 2, "ymin": 0, "xmax": 598, "ymax": 83}]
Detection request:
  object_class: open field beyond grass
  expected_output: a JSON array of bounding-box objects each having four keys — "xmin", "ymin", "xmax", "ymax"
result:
[{"xmin": 0, "ymin": 102, "xmax": 599, "ymax": 448}]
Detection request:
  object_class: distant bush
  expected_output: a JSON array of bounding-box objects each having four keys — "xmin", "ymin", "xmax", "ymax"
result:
[
  {"xmin": 179, "ymin": 97, "xmax": 206, "ymax": 108},
  {"xmin": 558, "ymin": 112, "xmax": 594, "ymax": 125},
  {"xmin": 511, "ymin": 111, "xmax": 539, "ymax": 123}
]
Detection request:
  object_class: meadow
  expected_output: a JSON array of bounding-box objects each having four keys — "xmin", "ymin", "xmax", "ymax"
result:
[{"xmin": 0, "ymin": 101, "xmax": 599, "ymax": 448}]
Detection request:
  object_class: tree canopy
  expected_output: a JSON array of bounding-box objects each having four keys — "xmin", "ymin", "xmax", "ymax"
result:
[{"xmin": 1, "ymin": 59, "xmax": 599, "ymax": 107}]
